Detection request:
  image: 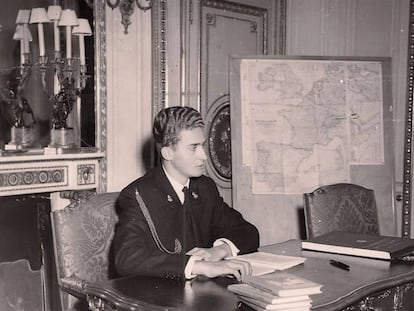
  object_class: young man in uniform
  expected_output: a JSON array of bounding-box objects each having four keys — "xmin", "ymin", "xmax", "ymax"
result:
[{"xmin": 114, "ymin": 106, "xmax": 259, "ymax": 280}]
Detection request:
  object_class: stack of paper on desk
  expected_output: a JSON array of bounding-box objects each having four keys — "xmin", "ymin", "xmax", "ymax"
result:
[
  {"xmin": 233, "ymin": 252, "xmax": 306, "ymax": 276},
  {"xmin": 229, "ymin": 271, "xmax": 322, "ymax": 311}
]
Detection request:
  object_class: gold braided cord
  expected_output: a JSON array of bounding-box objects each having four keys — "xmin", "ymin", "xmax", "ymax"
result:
[{"xmin": 134, "ymin": 189, "xmax": 182, "ymax": 254}]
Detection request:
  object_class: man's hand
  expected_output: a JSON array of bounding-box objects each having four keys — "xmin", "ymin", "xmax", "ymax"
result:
[
  {"xmin": 191, "ymin": 259, "xmax": 252, "ymax": 281},
  {"xmin": 187, "ymin": 244, "xmax": 232, "ymax": 262}
]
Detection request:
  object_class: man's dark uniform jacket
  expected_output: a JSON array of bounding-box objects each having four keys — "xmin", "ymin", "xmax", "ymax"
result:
[{"xmin": 113, "ymin": 166, "xmax": 259, "ymax": 279}]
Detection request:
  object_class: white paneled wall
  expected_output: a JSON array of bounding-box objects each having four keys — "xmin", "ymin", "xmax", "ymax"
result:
[{"xmin": 106, "ymin": 7, "xmax": 153, "ymax": 192}]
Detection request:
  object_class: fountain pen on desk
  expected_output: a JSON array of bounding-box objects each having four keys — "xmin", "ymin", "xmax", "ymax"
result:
[{"xmin": 330, "ymin": 259, "xmax": 350, "ymax": 271}]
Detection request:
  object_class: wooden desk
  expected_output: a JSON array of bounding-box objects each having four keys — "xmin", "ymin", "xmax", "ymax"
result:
[{"xmin": 61, "ymin": 240, "xmax": 414, "ymax": 311}]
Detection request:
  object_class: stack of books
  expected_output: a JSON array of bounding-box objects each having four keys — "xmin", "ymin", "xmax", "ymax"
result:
[{"xmin": 228, "ymin": 272, "xmax": 322, "ymax": 311}]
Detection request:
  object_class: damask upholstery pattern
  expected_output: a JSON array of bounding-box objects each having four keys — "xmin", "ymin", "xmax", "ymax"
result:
[
  {"xmin": 303, "ymin": 183, "xmax": 379, "ymax": 239},
  {"xmin": 51, "ymin": 192, "xmax": 119, "ymax": 284}
]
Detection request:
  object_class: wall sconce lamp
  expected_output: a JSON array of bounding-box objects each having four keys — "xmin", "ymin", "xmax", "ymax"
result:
[{"xmin": 106, "ymin": 0, "xmax": 153, "ymax": 34}]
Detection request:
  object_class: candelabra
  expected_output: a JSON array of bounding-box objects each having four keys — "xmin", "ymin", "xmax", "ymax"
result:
[{"xmin": 3, "ymin": 6, "xmax": 91, "ymax": 151}]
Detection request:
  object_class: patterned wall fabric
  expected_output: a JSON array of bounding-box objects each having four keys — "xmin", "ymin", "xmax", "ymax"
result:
[
  {"xmin": 304, "ymin": 183, "xmax": 379, "ymax": 239},
  {"xmin": 51, "ymin": 192, "xmax": 119, "ymax": 283}
]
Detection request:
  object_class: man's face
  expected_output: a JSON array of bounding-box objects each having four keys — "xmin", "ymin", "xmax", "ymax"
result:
[{"xmin": 164, "ymin": 127, "xmax": 208, "ymax": 184}]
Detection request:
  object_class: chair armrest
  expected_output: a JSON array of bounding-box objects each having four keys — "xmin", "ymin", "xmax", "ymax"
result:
[
  {"xmin": 60, "ymin": 277, "xmax": 117, "ymax": 311},
  {"xmin": 59, "ymin": 276, "xmax": 90, "ymax": 299}
]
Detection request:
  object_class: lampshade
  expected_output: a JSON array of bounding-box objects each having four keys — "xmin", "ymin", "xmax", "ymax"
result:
[
  {"xmin": 58, "ymin": 9, "xmax": 79, "ymax": 27},
  {"xmin": 47, "ymin": 5, "xmax": 62, "ymax": 21},
  {"xmin": 72, "ymin": 18, "xmax": 92, "ymax": 36},
  {"xmin": 13, "ymin": 24, "xmax": 33, "ymax": 41},
  {"xmin": 30, "ymin": 8, "xmax": 50, "ymax": 24},
  {"xmin": 15, "ymin": 9, "xmax": 31, "ymax": 24}
]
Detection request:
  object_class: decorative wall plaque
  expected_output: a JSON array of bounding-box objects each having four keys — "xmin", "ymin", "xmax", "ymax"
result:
[{"xmin": 206, "ymin": 96, "xmax": 232, "ymax": 184}]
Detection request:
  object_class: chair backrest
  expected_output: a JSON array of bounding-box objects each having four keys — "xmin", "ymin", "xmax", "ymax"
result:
[
  {"xmin": 303, "ymin": 183, "xmax": 379, "ymax": 239},
  {"xmin": 51, "ymin": 191, "xmax": 119, "ymax": 283}
]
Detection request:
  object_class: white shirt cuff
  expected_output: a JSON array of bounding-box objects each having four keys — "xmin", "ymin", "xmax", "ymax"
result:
[
  {"xmin": 184, "ymin": 255, "xmax": 198, "ymax": 279},
  {"xmin": 213, "ymin": 238, "xmax": 240, "ymax": 257},
  {"xmin": 185, "ymin": 239, "xmax": 240, "ymax": 278}
]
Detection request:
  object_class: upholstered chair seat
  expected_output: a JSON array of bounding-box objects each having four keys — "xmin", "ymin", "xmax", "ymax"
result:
[
  {"xmin": 303, "ymin": 183, "xmax": 379, "ymax": 239},
  {"xmin": 51, "ymin": 191, "xmax": 119, "ymax": 310}
]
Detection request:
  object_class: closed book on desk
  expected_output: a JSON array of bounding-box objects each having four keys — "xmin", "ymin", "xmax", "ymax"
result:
[
  {"xmin": 301, "ymin": 231, "xmax": 414, "ymax": 260},
  {"xmin": 242, "ymin": 272, "xmax": 322, "ymax": 297},
  {"xmin": 228, "ymin": 283, "xmax": 310, "ymax": 304}
]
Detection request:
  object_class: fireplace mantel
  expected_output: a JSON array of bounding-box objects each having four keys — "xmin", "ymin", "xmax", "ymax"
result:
[{"xmin": 0, "ymin": 150, "xmax": 104, "ymax": 197}]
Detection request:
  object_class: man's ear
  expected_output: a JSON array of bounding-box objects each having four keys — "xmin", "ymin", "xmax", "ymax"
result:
[{"xmin": 161, "ymin": 146, "xmax": 173, "ymax": 161}]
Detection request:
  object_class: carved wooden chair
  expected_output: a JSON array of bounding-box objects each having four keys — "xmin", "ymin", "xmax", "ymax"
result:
[
  {"xmin": 303, "ymin": 183, "xmax": 379, "ymax": 239},
  {"xmin": 51, "ymin": 191, "xmax": 119, "ymax": 311}
]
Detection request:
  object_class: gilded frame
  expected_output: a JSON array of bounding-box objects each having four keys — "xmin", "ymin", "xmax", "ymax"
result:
[
  {"xmin": 94, "ymin": 0, "xmax": 108, "ymax": 192},
  {"xmin": 402, "ymin": 0, "xmax": 414, "ymax": 237},
  {"xmin": 151, "ymin": 0, "xmax": 167, "ymax": 115}
]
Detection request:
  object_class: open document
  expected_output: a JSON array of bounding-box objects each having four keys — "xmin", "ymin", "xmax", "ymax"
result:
[{"xmin": 232, "ymin": 252, "xmax": 306, "ymax": 276}]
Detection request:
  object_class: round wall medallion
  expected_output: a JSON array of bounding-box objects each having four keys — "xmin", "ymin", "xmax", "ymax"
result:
[
  {"xmin": 205, "ymin": 94, "xmax": 232, "ymax": 189},
  {"xmin": 23, "ymin": 172, "xmax": 34, "ymax": 185},
  {"xmin": 208, "ymin": 104, "xmax": 232, "ymax": 179},
  {"xmin": 8, "ymin": 174, "xmax": 19, "ymax": 186},
  {"xmin": 52, "ymin": 170, "xmax": 63, "ymax": 182},
  {"xmin": 38, "ymin": 171, "xmax": 48, "ymax": 183}
]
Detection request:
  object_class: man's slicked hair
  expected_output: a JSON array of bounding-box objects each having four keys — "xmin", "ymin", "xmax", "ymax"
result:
[{"xmin": 153, "ymin": 106, "xmax": 205, "ymax": 150}]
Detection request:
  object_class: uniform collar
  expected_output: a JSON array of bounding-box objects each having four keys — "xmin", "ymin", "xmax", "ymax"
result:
[{"xmin": 162, "ymin": 165, "xmax": 189, "ymax": 204}]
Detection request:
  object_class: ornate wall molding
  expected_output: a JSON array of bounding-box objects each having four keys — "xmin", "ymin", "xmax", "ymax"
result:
[
  {"xmin": 0, "ymin": 167, "xmax": 67, "ymax": 190},
  {"xmin": 95, "ymin": 0, "xmax": 108, "ymax": 192},
  {"xmin": 402, "ymin": 0, "xmax": 414, "ymax": 238},
  {"xmin": 152, "ymin": 0, "xmax": 167, "ymax": 114},
  {"xmin": 201, "ymin": 0, "xmax": 268, "ymax": 54},
  {"xmin": 0, "ymin": 152, "xmax": 102, "ymax": 196},
  {"xmin": 274, "ymin": 0, "xmax": 286, "ymax": 55}
]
